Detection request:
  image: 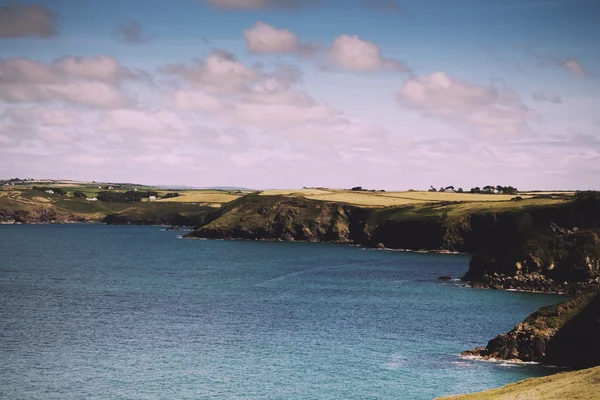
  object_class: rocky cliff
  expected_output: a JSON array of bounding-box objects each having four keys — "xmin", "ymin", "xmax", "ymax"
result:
[
  {"xmin": 0, "ymin": 208, "xmax": 96, "ymax": 223},
  {"xmin": 465, "ymin": 193, "xmax": 600, "ymax": 293},
  {"xmin": 462, "ymin": 287, "xmax": 600, "ymax": 368},
  {"xmin": 185, "ymin": 195, "xmax": 367, "ymax": 242}
]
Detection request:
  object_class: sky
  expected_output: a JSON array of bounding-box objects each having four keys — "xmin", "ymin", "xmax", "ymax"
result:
[{"xmin": 0, "ymin": 0, "xmax": 599, "ymax": 190}]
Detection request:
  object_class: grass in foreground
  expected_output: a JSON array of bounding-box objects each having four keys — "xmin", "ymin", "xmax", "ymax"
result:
[{"xmin": 437, "ymin": 365, "xmax": 600, "ymax": 400}]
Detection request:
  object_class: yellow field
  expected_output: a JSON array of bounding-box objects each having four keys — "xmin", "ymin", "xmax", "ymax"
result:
[
  {"xmin": 260, "ymin": 189, "xmax": 334, "ymax": 196},
  {"xmin": 438, "ymin": 365, "xmax": 600, "ymax": 400},
  {"xmin": 379, "ymin": 191, "xmax": 532, "ymax": 202},
  {"xmin": 304, "ymin": 192, "xmax": 425, "ymax": 207},
  {"xmin": 259, "ymin": 189, "xmax": 547, "ymax": 207},
  {"xmin": 155, "ymin": 191, "xmax": 241, "ymax": 204}
]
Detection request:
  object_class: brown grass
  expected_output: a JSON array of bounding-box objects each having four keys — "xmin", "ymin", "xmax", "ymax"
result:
[{"xmin": 437, "ymin": 365, "xmax": 600, "ymax": 400}]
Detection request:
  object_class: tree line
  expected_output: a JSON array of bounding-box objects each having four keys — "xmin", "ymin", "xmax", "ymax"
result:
[
  {"xmin": 428, "ymin": 185, "xmax": 518, "ymax": 194},
  {"xmin": 96, "ymin": 190, "xmax": 159, "ymax": 203}
]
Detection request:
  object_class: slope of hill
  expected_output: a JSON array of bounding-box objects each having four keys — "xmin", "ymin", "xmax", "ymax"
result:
[{"xmin": 438, "ymin": 365, "xmax": 600, "ymax": 400}]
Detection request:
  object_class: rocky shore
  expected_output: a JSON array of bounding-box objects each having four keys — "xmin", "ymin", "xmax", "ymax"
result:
[
  {"xmin": 0, "ymin": 208, "xmax": 98, "ymax": 224},
  {"xmin": 462, "ymin": 287, "xmax": 600, "ymax": 368},
  {"xmin": 469, "ymin": 271, "xmax": 599, "ymax": 294}
]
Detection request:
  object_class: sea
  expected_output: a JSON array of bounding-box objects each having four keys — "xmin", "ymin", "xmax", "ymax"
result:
[{"xmin": 0, "ymin": 225, "xmax": 566, "ymax": 399}]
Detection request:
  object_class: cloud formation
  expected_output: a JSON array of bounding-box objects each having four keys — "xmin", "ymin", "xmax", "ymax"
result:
[
  {"xmin": 243, "ymin": 22, "xmax": 406, "ymax": 73},
  {"xmin": 328, "ymin": 34, "xmax": 406, "ymax": 72},
  {"xmin": 399, "ymin": 72, "xmax": 539, "ymax": 137},
  {"xmin": 115, "ymin": 20, "xmax": 152, "ymax": 45},
  {"xmin": 0, "ymin": 3, "xmax": 56, "ymax": 38},
  {"xmin": 164, "ymin": 54, "xmax": 339, "ymax": 129},
  {"xmin": 245, "ymin": 21, "xmax": 307, "ymax": 54},
  {"xmin": 0, "ymin": 56, "xmax": 135, "ymax": 107},
  {"xmin": 162, "ymin": 50, "xmax": 261, "ymax": 93}
]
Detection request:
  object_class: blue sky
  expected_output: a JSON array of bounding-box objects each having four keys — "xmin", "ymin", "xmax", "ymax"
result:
[{"xmin": 1, "ymin": 0, "xmax": 599, "ymax": 189}]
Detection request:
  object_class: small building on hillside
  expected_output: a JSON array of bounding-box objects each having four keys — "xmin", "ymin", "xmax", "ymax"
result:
[
  {"xmin": 149, "ymin": 196, "xmax": 157, "ymax": 201},
  {"xmin": 45, "ymin": 189, "xmax": 54, "ymax": 194},
  {"xmin": 86, "ymin": 197, "xmax": 98, "ymax": 201}
]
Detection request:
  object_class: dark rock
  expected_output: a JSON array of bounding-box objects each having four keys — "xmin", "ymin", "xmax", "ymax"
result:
[{"xmin": 462, "ymin": 287, "xmax": 600, "ymax": 367}]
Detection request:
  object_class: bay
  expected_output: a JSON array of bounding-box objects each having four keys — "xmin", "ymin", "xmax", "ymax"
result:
[{"xmin": 0, "ymin": 225, "xmax": 564, "ymax": 399}]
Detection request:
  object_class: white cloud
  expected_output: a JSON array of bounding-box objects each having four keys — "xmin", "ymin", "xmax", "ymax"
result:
[
  {"xmin": 0, "ymin": 3, "xmax": 56, "ymax": 38},
  {"xmin": 0, "ymin": 57, "xmax": 135, "ymax": 107},
  {"xmin": 55, "ymin": 81, "xmax": 131, "ymax": 108},
  {"xmin": 0, "ymin": 58, "xmax": 62, "ymax": 84},
  {"xmin": 162, "ymin": 50, "xmax": 260, "ymax": 93},
  {"xmin": 399, "ymin": 72, "xmax": 539, "ymax": 137},
  {"xmin": 244, "ymin": 21, "xmax": 300, "ymax": 54},
  {"xmin": 242, "ymin": 23, "xmax": 406, "ymax": 74},
  {"xmin": 328, "ymin": 35, "xmax": 406, "ymax": 72},
  {"xmin": 56, "ymin": 56, "xmax": 133, "ymax": 84}
]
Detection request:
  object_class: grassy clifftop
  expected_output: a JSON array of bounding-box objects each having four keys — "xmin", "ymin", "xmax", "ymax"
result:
[
  {"xmin": 0, "ymin": 186, "xmax": 218, "ymax": 225},
  {"xmin": 438, "ymin": 365, "xmax": 600, "ymax": 400}
]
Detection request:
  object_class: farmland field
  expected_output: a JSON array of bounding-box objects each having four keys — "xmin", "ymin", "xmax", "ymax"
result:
[
  {"xmin": 154, "ymin": 190, "xmax": 242, "ymax": 204},
  {"xmin": 258, "ymin": 189, "xmax": 571, "ymax": 208}
]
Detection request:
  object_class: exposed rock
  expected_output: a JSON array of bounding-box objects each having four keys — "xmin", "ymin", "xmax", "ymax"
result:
[
  {"xmin": 185, "ymin": 195, "xmax": 367, "ymax": 243},
  {"xmin": 462, "ymin": 287, "xmax": 600, "ymax": 368}
]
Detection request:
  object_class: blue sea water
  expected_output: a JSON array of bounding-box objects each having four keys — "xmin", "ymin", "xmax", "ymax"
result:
[{"xmin": 0, "ymin": 225, "xmax": 566, "ymax": 399}]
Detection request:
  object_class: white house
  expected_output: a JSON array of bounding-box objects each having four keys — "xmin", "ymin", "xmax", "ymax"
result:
[
  {"xmin": 149, "ymin": 196, "xmax": 157, "ymax": 201},
  {"xmin": 45, "ymin": 189, "xmax": 54, "ymax": 194},
  {"xmin": 86, "ymin": 197, "xmax": 98, "ymax": 201}
]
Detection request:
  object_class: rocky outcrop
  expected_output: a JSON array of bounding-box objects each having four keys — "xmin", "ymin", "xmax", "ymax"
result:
[
  {"xmin": 465, "ymin": 209, "xmax": 600, "ymax": 293},
  {"xmin": 462, "ymin": 287, "xmax": 600, "ymax": 368},
  {"xmin": 185, "ymin": 195, "xmax": 367, "ymax": 242},
  {"xmin": 0, "ymin": 208, "xmax": 95, "ymax": 223},
  {"xmin": 103, "ymin": 209, "xmax": 211, "ymax": 226}
]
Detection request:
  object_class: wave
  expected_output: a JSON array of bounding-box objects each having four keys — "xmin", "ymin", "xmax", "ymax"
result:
[{"xmin": 459, "ymin": 354, "xmax": 541, "ymax": 366}]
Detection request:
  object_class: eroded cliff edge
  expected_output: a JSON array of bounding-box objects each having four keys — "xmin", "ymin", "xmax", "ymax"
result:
[{"xmin": 462, "ymin": 287, "xmax": 600, "ymax": 368}]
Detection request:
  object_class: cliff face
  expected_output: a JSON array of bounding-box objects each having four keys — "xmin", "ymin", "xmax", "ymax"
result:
[
  {"xmin": 185, "ymin": 195, "xmax": 367, "ymax": 242},
  {"xmin": 462, "ymin": 287, "xmax": 600, "ymax": 368},
  {"xmin": 103, "ymin": 208, "xmax": 213, "ymax": 226},
  {"xmin": 465, "ymin": 193, "xmax": 600, "ymax": 293}
]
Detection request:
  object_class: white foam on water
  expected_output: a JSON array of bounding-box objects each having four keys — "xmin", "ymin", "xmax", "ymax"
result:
[{"xmin": 459, "ymin": 355, "xmax": 540, "ymax": 366}]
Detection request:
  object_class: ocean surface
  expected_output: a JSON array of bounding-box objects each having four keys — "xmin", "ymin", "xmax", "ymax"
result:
[{"xmin": 0, "ymin": 225, "xmax": 566, "ymax": 399}]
